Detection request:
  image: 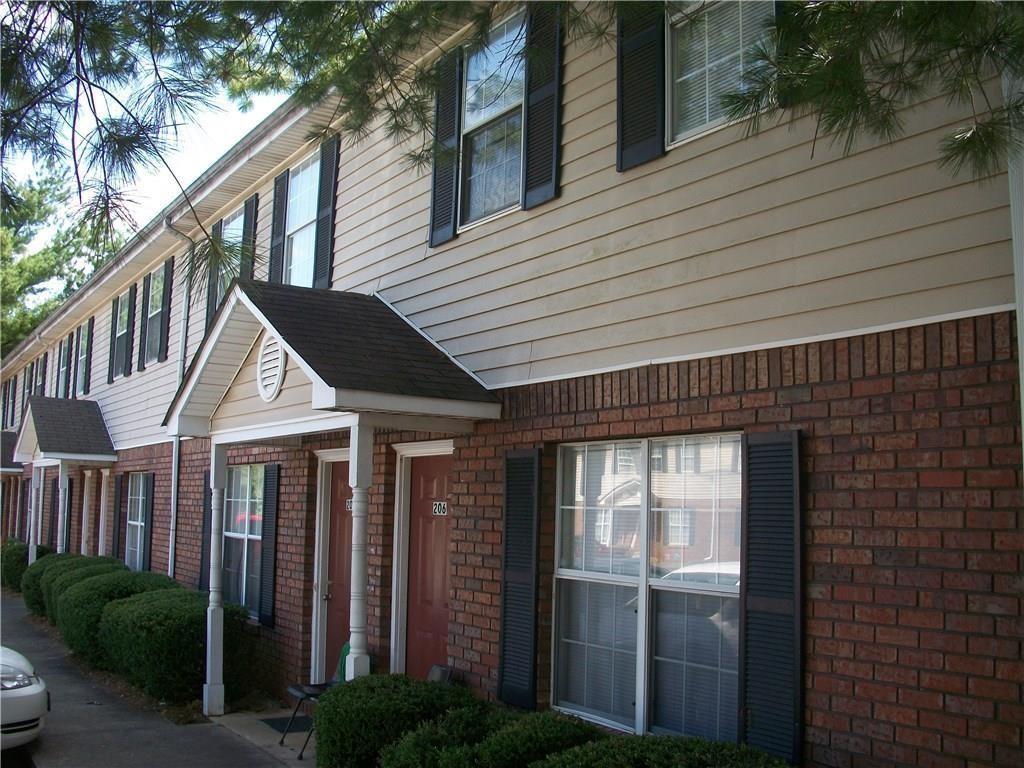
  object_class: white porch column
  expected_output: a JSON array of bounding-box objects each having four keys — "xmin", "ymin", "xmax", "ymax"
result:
[
  {"xmin": 97, "ymin": 469, "xmax": 110, "ymax": 556},
  {"xmin": 81, "ymin": 470, "xmax": 94, "ymax": 554},
  {"xmin": 204, "ymin": 443, "xmax": 227, "ymax": 716},
  {"xmin": 346, "ymin": 419, "xmax": 374, "ymax": 681},
  {"xmin": 28, "ymin": 467, "xmax": 41, "ymax": 563},
  {"xmin": 56, "ymin": 462, "xmax": 69, "ymax": 553}
]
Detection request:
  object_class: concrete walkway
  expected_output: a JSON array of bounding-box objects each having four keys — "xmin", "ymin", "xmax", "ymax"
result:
[{"xmin": 1, "ymin": 590, "xmax": 292, "ymax": 768}]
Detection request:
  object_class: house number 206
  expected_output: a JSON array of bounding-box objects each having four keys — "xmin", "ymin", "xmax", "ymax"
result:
[{"xmin": 432, "ymin": 501, "xmax": 448, "ymax": 516}]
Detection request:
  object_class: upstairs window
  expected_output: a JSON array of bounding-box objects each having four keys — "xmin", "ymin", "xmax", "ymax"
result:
[
  {"xmin": 112, "ymin": 290, "xmax": 131, "ymax": 379},
  {"xmin": 33, "ymin": 354, "xmax": 47, "ymax": 395},
  {"xmin": 56, "ymin": 338, "xmax": 70, "ymax": 398},
  {"xmin": 284, "ymin": 154, "xmax": 320, "ymax": 287},
  {"xmin": 214, "ymin": 207, "xmax": 244, "ymax": 308},
  {"xmin": 669, "ymin": 1, "xmax": 774, "ymax": 144},
  {"xmin": 75, "ymin": 320, "xmax": 92, "ymax": 396},
  {"xmin": 460, "ymin": 11, "xmax": 526, "ymax": 226},
  {"xmin": 144, "ymin": 266, "xmax": 164, "ymax": 364}
]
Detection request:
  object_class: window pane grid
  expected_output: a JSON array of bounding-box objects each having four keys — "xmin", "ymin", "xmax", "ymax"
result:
[
  {"xmin": 283, "ymin": 154, "xmax": 319, "ymax": 287},
  {"xmin": 126, "ymin": 473, "xmax": 147, "ymax": 572},
  {"xmin": 223, "ymin": 464, "xmax": 263, "ymax": 614},
  {"xmin": 76, "ymin": 324, "xmax": 89, "ymax": 394},
  {"xmin": 555, "ymin": 435, "xmax": 742, "ymax": 737},
  {"xmin": 670, "ymin": 1, "xmax": 774, "ymax": 142}
]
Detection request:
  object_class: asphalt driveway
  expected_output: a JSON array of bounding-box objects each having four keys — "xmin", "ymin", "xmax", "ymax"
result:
[{"xmin": 1, "ymin": 589, "xmax": 289, "ymax": 768}]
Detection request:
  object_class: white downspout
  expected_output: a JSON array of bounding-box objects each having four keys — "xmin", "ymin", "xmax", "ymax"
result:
[{"xmin": 165, "ymin": 218, "xmax": 195, "ymax": 579}]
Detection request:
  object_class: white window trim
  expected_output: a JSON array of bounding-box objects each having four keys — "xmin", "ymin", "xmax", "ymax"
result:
[
  {"xmin": 144, "ymin": 266, "xmax": 165, "ymax": 364},
  {"xmin": 222, "ymin": 463, "xmax": 264, "ymax": 615},
  {"xmin": 551, "ymin": 433, "xmax": 743, "ymax": 735},
  {"xmin": 126, "ymin": 473, "xmax": 147, "ymax": 571},
  {"xmin": 664, "ymin": 2, "xmax": 775, "ymax": 152},
  {"xmin": 283, "ymin": 152, "xmax": 320, "ymax": 287},
  {"xmin": 455, "ymin": 8, "xmax": 527, "ymax": 232}
]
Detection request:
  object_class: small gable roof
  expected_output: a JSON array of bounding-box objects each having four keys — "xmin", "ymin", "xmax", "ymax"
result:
[
  {"xmin": 1, "ymin": 431, "xmax": 23, "ymax": 472},
  {"xmin": 165, "ymin": 280, "xmax": 500, "ymax": 435},
  {"xmin": 15, "ymin": 397, "xmax": 116, "ymax": 462}
]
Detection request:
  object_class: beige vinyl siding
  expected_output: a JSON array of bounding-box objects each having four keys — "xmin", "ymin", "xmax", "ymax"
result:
[
  {"xmin": 211, "ymin": 339, "xmax": 313, "ymax": 433},
  {"xmin": 328, "ymin": 38, "xmax": 1013, "ymax": 388}
]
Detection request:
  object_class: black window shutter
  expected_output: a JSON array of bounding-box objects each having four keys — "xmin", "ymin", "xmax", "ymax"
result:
[
  {"xmin": 138, "ymin": 274, "xmax": 151, "ymax": 371},
  {"xmin": 141, "ymin": 473, "xmax": 155, "ymax": 571},
  {"xmin": 199, "ymin": 470, "xmax": 212, "ymax": 590},
  {"xmin": 740, "ymin": 430, "xmax": 802, "ymax": 764},
  {"xmin": 616, "ymin": 2, "xmax": 665, "ymax": 171},
  {"xmin": 206, "ymin": 219, "xmax": 224, "ymax": 331},
  {"xmin": 313, "ymin": 136, "xmax": 340, "ymax": 289},
  {"xmin": 49, "ymin": 477, "xmax": 58, "ymax": 549},
  {"xmin": 429, "ymin": 49, "xmax": 462, "ymax": 247},
  {"xmin": 774, "ymin": 1, "xmax": 805, "ymax": 109},
  {"xmin": 83, "ymin": 317, "xmax": 94, "ymax": 394},
  {"xmin": 241, "ymin": 193, "xmax": 259, "ymax": 280},
  {"xmin": 63, "ymin": 477, "xmax": 73, "ymax": 553},
  {"xmin": 522, "ymin": 2, "xmax": 563, "ymax": 210},
  {"xmin": 111, "ymin": 474, "xmax": 124, "ymax": 560},
  {"xmin": 499, "ymin": 449, "xmax": 540, "ymax": 709},
  {"xmin": 259, "ymin": 464, "xmax": 280, "ymax": 627},
  {"xmin": 269, "ymin": 171, "xmax": 290, "ymax": 283},
  {"xmin": 124, "ymin": 284, "xmax": 137, "ymax": 378},
  {"xmin": 107, "ymin": 298, "xmax": 118, "ymax": 384},
  {"xmin": 158, "ymin": 258, "xmax": 173, "ymax": 362}
]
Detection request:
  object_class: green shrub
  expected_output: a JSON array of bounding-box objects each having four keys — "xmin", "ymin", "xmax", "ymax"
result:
[
  {"xmin": 21, "ymin": 552, "xmax": 77, "ymax": 614},
  {"xmin": 530, "ymin": 735, "xmax": 791, "ymax": 768},
  {"xmin": 40, "ymin": 555, "xmax": 122, "ymax": 622},
  {"xmin": 438, "ymin": 711, "xmax": 605, "ymax": 768},
  {"xmin": 46, "ymin": 561, "xmax": 127, "ymax": 624},
  {"xmin": 98, "ymin": 588, "xmax": 250, "ymax": 703},
  {"xmin": 1, "ymin": 541, "xmax": 28, "ymax": 589},
  {"xmin": 314, "ymin": 674, "xmax": 475, "ymax": 768},
  {"xmin": 381, "ymin": 700, "xmax": 520, "ymax": 768},
  {"xmin": 57, "ymin": 570, "xmax": 182, "ymax": 664}
]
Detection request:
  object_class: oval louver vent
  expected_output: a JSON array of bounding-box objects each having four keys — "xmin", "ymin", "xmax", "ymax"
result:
[{"xmin": 256, "ymin": 334, "xmax": 286, "ymax": 402}]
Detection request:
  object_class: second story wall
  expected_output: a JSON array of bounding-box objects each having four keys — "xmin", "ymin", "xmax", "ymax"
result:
[{"xmin": 327, "ymin": 26, "xmax": 1013, "ymax": 388}]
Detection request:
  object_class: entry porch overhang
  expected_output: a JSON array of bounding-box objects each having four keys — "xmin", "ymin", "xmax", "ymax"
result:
[
  {"xmin": 164, "ymin": 281, "xmax": 500, "ymax": 717},
  {"xmin": 13, "ymin": 397, "xmax": 118, "ymax": 466},
  {"xmin": 163, "ymin": 280, "xmax": 501, "ymax": 439}
]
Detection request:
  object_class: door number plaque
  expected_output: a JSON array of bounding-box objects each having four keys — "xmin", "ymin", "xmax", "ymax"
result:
[
  {"xmin": 345, "ymin": 498, "xmax": 353, "ymax": 512},
  {"xmin": 432, "ymin": 501, "xmax": 448, "ymax": 516}
]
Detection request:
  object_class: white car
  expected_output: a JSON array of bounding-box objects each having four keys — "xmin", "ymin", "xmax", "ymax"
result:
[{"xmin": 0, "ymin": 646, "xmax": 48, "ymax": 749}]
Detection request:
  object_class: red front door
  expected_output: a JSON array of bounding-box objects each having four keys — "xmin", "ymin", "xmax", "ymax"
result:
[
  {"xmin": 325, "ymin": 462, "xmax": 352, "ymax": 680},
  {"xmin": 405, "ymin": 454, "xmax": 453, "ymax": 680}
]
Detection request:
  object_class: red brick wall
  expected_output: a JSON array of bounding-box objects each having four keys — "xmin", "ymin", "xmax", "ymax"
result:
[
  {"xmin": 108, "ymin": 442, "xmax": 173, "ymax": 571},
  {"xmin": 446, "ymin": 312, "xmax": 1021, "ymax": 768}
]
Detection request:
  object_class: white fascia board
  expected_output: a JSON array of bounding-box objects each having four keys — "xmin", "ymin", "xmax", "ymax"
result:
[
  {"xmin": 38, "ymin": 453, "xmax": 118, "ymax": 464},
  {"xmin": 209, "ymin": 411, "xmax": 360, "ymax": 446},
  {"xmin": 167, "ymin": 415, "xmax": 211, "ymax": 438},
  {"xmin": 0, "ymin": 468, "xmax": 23, "ymax": 475},
  {"xmin": 330, "ymin": 388, "xmax": 502, "ymax": 421}
]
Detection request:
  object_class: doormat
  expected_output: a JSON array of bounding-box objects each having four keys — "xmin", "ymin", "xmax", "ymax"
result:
[{"xmin": 261, "ymin": 715, "xmax": 313, "ymax": 734}]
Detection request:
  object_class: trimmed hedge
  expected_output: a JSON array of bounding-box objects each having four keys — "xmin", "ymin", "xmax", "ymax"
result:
[
  {"xmin": 438, "ymin": 711, "xmax": 604, "ymax": 768},
  {"xmin": 40, "ymin": 555, "xmax": 123, "ymax": 622},
  {"xmin": 530, "ymin": 736, "xmax": 792, "ymax": 768},
  {"xmin": 1, "ymin": 541, "xmax": 53, "ymax": 591},
  {"xmin": 46, "ymin": 561, "xmax": 128, "ymax": 624},
  {"xmin": 314, "ymin": 674, "xmax": 475, "ymax": 768},
  {"xmin": 22, "ymin": 553, "xmax": 80, "ymax": 614},
  {"xmin": 381, "ymin": 700, "xmax": 519, "ymax": 768},
  {"xmin": 57, "ymin": 570, "xmax": 182, "ymax": 664},
  {"xmin": 98, "ymin": 588, "xmax": 251, "ymax": 703}
]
